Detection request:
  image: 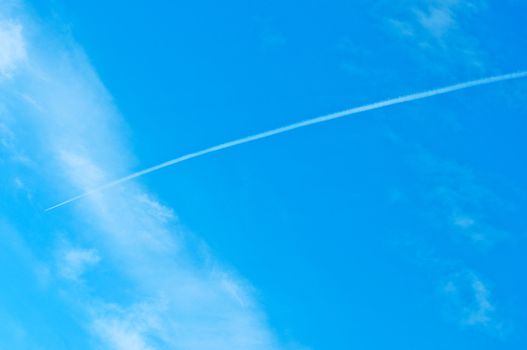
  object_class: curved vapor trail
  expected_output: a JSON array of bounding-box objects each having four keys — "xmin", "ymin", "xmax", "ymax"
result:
[{"xmin": 46, "ymin": 71, "xmax": 527, "ymax": 211}]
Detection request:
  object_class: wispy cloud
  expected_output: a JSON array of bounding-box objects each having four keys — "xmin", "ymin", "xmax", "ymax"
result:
[
  {"xmin": 415, "ymin": 5, "xmax": 456, "ymax": 39},
  {"xmin": 441, "ymin": 270, "xmax": 506, "ymax": 334},
  {"xmin": 92, "ymin": 303, "xmax": 160, "ymax": 350},
  {"xmin": 414, "ymin": 147, "xmax": 512, "ymax": 248},
  {"xmin": 389, "ymin": 0, "xmax": 482, "ymax": 39},
  {"xmin": 0, "ymin": 122, "xmax": 15, "ymax": 153},
  {"xmin": 390, "ymin": 238, "xmax": 508, "ymax": 336},
  {"xmin": 0, "ymin": 121, "xmax": 32, "ymax": 165},
  {"xmin": 0, "ymin": 19, "xmax": 26, "ymax": 79},
  {"xmin": 385, "ymin": 137, "xmax": 520, "ymax": 336},
  {"xmin": 57, "ymin": 244, "xmax": 101, "ymax": 282},
  {"xmin": 387, "ymin": 0, "xmax": 487, "ymax": 70},
  {"xmin": 0, "ymin": 3, "xmax": 292, "ymax": 349}
]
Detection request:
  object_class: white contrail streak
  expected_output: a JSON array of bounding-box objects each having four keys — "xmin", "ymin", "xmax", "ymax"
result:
[{"xmin": 46, "ymin": 71, "xmax": 527, "ymax": 211}]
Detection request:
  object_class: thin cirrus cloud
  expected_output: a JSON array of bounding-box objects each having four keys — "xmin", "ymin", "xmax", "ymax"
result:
[
  {"xmin": 386, "ymin": 140, "xmax": 515, "ymax": 333},
  {"xmin": 56, "ymin": 244, "xmax": 101, "ymax": 282},
  {"xmin": 441, "ymin": 270, "xmax": 506, "ymax": 335},
  {"xmin": 0, "ymin": 3, "xmax": 296, "ymax": 350},
  {"xmin": 379, "ymin": 0, "xmax": 518, "ymax": 335},
  {"xmin": 413, "ymin": 0, "xmax": 479, "ymax": 39},
  {"xmin": 0, "ymin": 22, "xmax": 25, "ymax": 78},
  {"xmin": 411, "ymin": 147, "xmax": 513, "ymax": 248},
  {"xmin": 389, "ymin": 0, "xmax": 482, "ymax": 40},
  {"xmin": 387, "ymin": 0, "xmax": 487, "ymax": 69},
  {"xmin": 0, "ymin": 3, "xmax": 26, "ymax": 79}
]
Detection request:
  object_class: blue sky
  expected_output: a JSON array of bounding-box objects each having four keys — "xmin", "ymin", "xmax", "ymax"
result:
[{"xmin": 1, "ymin": 0, "xmax": 527, "ymax": 349}]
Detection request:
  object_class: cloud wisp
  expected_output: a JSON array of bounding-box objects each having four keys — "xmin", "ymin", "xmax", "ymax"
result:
[
  {"xmin": 47, "ymin": 70, "xmax": 527, "ymax": 211},
  {"xmin": 0, "ymin": 20, "xmax": 26, "ymax": 79},
  {"xmin": 442, "ymin": 270, "xmax": 505, "ymax": 335},
  {"xmin": 1, "ymin": 4, "xmax": 294, "ymax": 349}
]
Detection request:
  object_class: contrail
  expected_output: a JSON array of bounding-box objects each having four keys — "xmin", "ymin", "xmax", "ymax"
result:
[{"xmin": 46, "ymin": 71, "xmax": 527, "ymax": 211}]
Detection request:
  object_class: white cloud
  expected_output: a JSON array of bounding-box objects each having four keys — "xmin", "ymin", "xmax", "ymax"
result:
[
  {"xmin": 0, "ymin": 113, "xmax": 33, "ymax": 165},
  {"xmin": 391, "ymin": 0, "xmax": 481, "ymax": 40},
  {"xmin": 410, "ymin": 147, "xmax": 511, "ymax": 248},
  {"xmin": 386, "ymin": 0, "xmax": 486, "ymax": 69},
  {"xmin": 136, "ymin": 194, "xmax": 176, "ymax": 224},
  {"xmin": 389, "ymin": 239, "xmax": 508, "ymax": 337},
  {"xmin": 415, "ymin": 5, "xmax": 457, "ymax": 39},
  {"xmin": 13, "ymin": 176, "xmax": 24, "ymax": 188},
  {"xmin": 60, "ymin": 151, "xmax": 108, "ymax": 190},
  {"xmin": 442, "ymin": 270, "xmax": 503, "ymax": 332},
  {"xmin": 95, "ymin": 323, "xmax": 153, "ymax": 350},
  {"xmin": 57, "ymin": 246, "xmax": 101, "ymax": 281},
  {"xmin": 451, "ymin": 213, "xmax": 506, "ymax": 246},
  {"xmin": 452, "ymin": 215, "xmax": 475, "ymax": 229},
  {"xmin": 0, "ymin": 121, "xmax": 15, "ymax": 152},
  {"xmin": 0, "ymin": 20, "xmax": 25, "ymax": 79},
  {"xmin": 0, "ymin": 4, "xmax": 294, "ymax": 350},
  {"xmin": 92, "ymin": 304, "xmax": 157, "ymax": 350}
]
